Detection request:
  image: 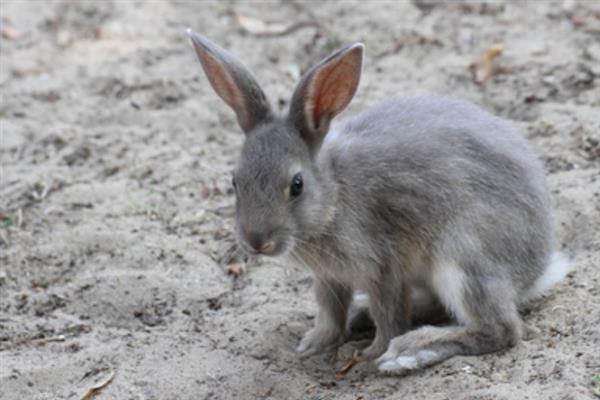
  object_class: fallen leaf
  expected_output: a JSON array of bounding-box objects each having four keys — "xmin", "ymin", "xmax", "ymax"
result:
[
  {"xmin": 335, "ymin": 350, "xmax": 363, "ymax": 380},
  {"xmin": 571, "ymin": 15, "xmax": 586, "ymax": 27},
  {"xmin": 226, "ymin": 262, "xmax": 246, "ymax": 278},
  {"xmin": 1, "ymin": 25, "xmax": 19, "ymax": 40},
  {"xmin": 80, "ymin": 369, "xmax": 115, "ymax": 400},
  {"xmin": 235, "ymin": 13, "xmax": 319, "ymax": 37},
  {"xmin": 470, "ymin": 44, "xmax": 503, "ymax": 85},
  {"xmin": 236, "ymin": 14, "xmax": 288, "ymax": 36}
]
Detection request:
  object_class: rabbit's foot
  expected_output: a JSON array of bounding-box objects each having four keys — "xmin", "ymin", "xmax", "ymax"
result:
[
  {"xmin": 374, "ymin": 326, "xmax": 451, "ymax": 373},
  {"xmin": 376, "ymin": 347, "xmax": 440, "ymax": 373},
  {"xmin": 296, "ymin": 326, "xmax": 344, "ymax": 356}
]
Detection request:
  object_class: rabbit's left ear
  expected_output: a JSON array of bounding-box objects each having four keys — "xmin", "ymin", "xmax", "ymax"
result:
[
  {"xmin": 187, "ymin": 30, "xmax": 272, "ymax": 134},
  {"xmin": 288, "ymin": 43, "xmax": 363, "ymax": 153}
]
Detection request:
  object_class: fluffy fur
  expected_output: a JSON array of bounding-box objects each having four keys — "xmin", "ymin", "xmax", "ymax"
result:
[{"xmin": 187, "ymin": 31, "xmax": 570, "ymax": 373}]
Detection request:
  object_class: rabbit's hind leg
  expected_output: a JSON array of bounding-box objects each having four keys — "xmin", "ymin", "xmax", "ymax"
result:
[{"xmin": 376, "ymin": 260, "xmax": 521, "ymax": 373}]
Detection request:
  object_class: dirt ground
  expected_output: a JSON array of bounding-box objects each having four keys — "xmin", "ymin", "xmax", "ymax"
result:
[{"xmin": 1, "ymin": 1, "xmax": 599, "ymax": 399}]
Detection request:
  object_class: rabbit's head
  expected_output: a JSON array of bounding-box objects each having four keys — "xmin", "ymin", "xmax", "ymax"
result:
[{"xmin": 188, "ymin": 30, "xmax": 363, "ymax": 255}]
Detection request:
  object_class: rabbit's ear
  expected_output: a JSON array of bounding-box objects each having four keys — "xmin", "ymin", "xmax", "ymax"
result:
[
  {"xmin": 288, "ymin": 43, "xmax": 363, "ymax": 152},
  {"xmin": 187, "ymin": 30, "xmax": 272, "ymax": 134}
]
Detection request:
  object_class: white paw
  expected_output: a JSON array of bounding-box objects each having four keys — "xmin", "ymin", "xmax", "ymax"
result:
[
  {"xmin": 378, "ymin": 355, "xmax": 418, "ymax": 371},
  {"xmin": 296, "ymin": 338, "xmax": 312, "ymax": 354},
  {"xmin": 376, "ymin": 350, "xmax": 438, "ymax": 373}
]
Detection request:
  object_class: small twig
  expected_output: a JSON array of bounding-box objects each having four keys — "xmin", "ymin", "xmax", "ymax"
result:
[
  {"xmin": 233, "ymin": 11, "xmax": 320, "ymax": 38},
  {"xmin": 16, "ymin": 208, "xmax": 23, "ymax": 228},
  {"xmin": 40, "ymin": 183, "xmax": 51, "ymax": 199},
  {"xmin": 80, "ymin": 370, "xmax": 115, "ymax": 400},
  {"xmin": 375, "ymin": 33, "xmax": 443, "ymax": 59},
  {"xmin": 31, "ymin": 335, "xmax": 66, "ymax": 345},
  {"xmin": 375, "ymin": 41, "xmax": 406, "ymax": 59},
  {"xmin": 255, "ymin": 21, "xmax": 321, "ymax": 37},
  {"xmin": 335, "ymin": 350, "xmax": 363, "ymax": 380}
]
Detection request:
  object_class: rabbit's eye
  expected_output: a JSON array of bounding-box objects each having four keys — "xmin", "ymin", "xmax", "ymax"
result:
[
  {"xmin": 290, "ymin": 173, "xmax": 303, "ymax": 198},
  {"xmin": 231, "ymin": 175, "xmax": 237, "ymax": 189}
]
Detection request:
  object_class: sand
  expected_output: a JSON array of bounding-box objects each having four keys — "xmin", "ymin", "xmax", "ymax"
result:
[{"xmin": 1, "ymin": 1, "xmax": 599, "ymax": 399}]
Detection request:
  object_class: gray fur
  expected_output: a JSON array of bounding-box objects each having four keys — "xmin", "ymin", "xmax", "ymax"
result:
[{"xmin": 187, "ymin": 31, "xmax": 568, "ymax": 372}]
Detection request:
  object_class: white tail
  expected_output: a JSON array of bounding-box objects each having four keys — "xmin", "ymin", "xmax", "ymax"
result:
[{"xmin": 524, "ymin": 252, "xmax": 572, "ymax": 302}]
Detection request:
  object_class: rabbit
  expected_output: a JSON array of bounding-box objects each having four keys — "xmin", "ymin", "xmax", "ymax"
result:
[{"xmin": 186, "ymin": 29, "xmax": 571, "ymax": 373}]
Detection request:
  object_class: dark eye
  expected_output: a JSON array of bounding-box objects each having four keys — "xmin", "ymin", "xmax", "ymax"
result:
[
  {"xmin": 290, "ymin": 173, "xmax": 303, "ymax": 198},
  {"xmin": 231, "ymin": 175, "xmax": 237, "ymax": 189}
]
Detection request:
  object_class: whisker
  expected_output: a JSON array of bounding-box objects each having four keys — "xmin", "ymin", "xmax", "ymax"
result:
[{"xmin": 289, "ymin": 246, "xmax": 349, "ymax": 315}]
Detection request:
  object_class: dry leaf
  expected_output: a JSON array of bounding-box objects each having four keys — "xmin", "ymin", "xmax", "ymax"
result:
[
  {"xmin": 80, "ymin": 369, "xmax": 115, "ymax": 400},
  {"xmin": 235, "ymin": 13, "xmax": 319, "ymax": 37},
  {"xmin": 236, "ymin": 14, "xmax": 288, "ymax": 36},
  {"xmin": 470, "ymin": 44, "xmax": 503, "ymax": 85},
  {"xmin": 226, "ymin": 262, "xmax": 246, "ymax": 278},
  {"xmin": 335, "ymin": 350, "xmax": 363, "ymax": 380},
  {"xmin": 571, "ymin": 15, "xmax": 586, "ymax": 27},
  {"xmin": 1, "ymin": 25, "xmax": 19, "ymax": 40}
]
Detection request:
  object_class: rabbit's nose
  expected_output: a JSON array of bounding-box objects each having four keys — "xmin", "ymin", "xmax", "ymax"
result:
[
  {"xmin": 245, "ymin": 231, "xmax": 276, "ymax": 255},
  {"xmin": 244, "ymin": 231, "xmax": 266, "ymax": 252}
]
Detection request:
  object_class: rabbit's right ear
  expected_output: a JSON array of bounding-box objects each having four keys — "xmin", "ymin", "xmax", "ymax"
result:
[
  {"xmin": 288, "ymin": 43, "xmax": 363, "ymax": 153},
  {"xmin": 187, "ymin": 30, "xmax": 272, "ymax": 134}
]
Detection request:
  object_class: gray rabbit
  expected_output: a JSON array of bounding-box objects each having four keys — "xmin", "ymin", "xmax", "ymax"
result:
[{"xmin": 187, "ymin": 30, "xmax": 570, "ymax": 373}]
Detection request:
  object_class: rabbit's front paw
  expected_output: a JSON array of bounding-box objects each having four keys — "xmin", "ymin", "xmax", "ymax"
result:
[{"xmin": 296, "ymin": 326, "xmax": 344, "ymax": 356}]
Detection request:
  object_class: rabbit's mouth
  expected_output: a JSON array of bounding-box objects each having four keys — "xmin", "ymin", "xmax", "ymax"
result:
[{"xmin": 236, "ymin": 229, "xmax": 294, "ymax": 257}]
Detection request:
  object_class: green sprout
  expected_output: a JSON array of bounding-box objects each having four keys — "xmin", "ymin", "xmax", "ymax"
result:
[
  {"xmin": 125, "ymin": 188, "xmax": 160, "ymax": 218},
  {"xmin": 1, "ymin": 216, "xmax": 14, "ymax": 228}
]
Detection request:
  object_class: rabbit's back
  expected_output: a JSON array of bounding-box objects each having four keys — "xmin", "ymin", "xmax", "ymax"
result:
[
  {"xmin": 328, "ymin": 96, "xmax": 543, "ymax": 180},
  {"xmin": 321, "ymin": 96, "xmax": 551, "ymax": 296}
]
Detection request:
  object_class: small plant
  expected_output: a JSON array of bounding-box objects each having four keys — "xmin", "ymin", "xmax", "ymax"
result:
[
  {"xmin": 1, "ymin": 215, "xmax": 14, "ymax": 228},
  {"xmin": 125, "ymin": 187, "xmax": 160, "ymax": 219},
  {"xmin": 594, "ymin": 375, "xmax": 600, "ymax": 397}
]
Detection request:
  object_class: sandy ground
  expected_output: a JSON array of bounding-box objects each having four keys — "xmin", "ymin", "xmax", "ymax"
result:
[{"xmin": 1, "ymin": 1, "xmax": 599, "ymax": 399}]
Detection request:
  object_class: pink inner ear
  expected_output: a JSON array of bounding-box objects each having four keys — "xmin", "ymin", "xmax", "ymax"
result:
[
  {"xmin": 200, "ymin": 51, "xmax": 248, "ymax": 126},
  {"xmin": 308, "ymin": 53, "xmax": 360, "ymax": 131}
]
